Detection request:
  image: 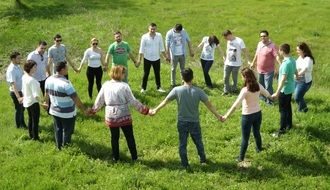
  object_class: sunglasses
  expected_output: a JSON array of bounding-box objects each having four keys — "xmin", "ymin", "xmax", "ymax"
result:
[
  {"xmin": 92, "ymin": 43, "xmax": 98, "ymax": 45},
  {"xmin": 56, "ymin": 39, "xmax": 62, "ymax": 42}
]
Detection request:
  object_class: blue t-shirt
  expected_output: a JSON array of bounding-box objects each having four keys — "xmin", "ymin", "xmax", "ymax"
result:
[{"xmin": 166, "ymin": 85, "xmax": 208, "ymax": 122}]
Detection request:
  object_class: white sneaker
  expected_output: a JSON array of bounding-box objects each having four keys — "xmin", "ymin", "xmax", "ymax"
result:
[
  {"xmin": 157, "ymin": 88, "xmax": 166, "ymax": 93},
  {"xmin": 140, "ymin": 89, "xmax": 146, "ymax": 94}
]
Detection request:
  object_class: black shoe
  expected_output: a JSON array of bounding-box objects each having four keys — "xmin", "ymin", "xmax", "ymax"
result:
[{"xmin": 236, "ymin": 156, "xmax": 243, "ymax": 162}]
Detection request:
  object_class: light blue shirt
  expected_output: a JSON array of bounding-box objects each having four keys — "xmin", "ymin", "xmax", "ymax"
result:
[
  {"xmin": 165, "ymin": 28, "xmax": 190, "ymax": 58},
  {"xmin": 6, "ymin": 62, "xmax": 23, "ymax": 91}
]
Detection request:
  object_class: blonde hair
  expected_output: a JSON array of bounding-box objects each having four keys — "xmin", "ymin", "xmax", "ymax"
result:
[
  {"xmin": 90, "ymin": 37, "xmax": 98, "ymax": 44},
  {"xmin": 109, "ymin": 66, "xmax": 126, "ymax": 81}
]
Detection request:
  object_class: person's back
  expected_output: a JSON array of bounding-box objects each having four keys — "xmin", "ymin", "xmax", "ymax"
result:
[{"xmin": 168, "ymin": 85, "xmax": 207, "ymax": 122}]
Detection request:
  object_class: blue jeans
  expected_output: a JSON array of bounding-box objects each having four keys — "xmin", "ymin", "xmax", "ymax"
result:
[
  {"xmin": 10, "ymin": 91, "xmax": 26, "ymax": 128},
  {"xmin": 224, "ymin": 65, "xmax": 240, "ymax": 93},
  {"xmin": 259, "ymin": 71, "xmax": 274, "ymax": 103},
  {"xmin": 53, "ymin": 115, "xmax": 76, "ymax": 150},
  {"xmin": 240, "ymin": 111, "xmax": 262, "ymax": 161},
  {"xmin": 177, "ymin": 121, "xmax": 206, "ymax": 167},
  {"xmin": 201, "ymin": 59, "xmax": 214, "ymax": 87},
  {"xmin": 294, "ymin": 81, "xmax": 312, "ymax": 112}
]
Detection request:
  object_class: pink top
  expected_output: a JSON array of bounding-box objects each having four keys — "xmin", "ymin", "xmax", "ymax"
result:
[
  {"xmin": 256, "ymin": 41, "xmax": 277, "ymax": 74},
  {"xmin": 232, "ymin": 84, "xmax": 270, "ymax": 115}
]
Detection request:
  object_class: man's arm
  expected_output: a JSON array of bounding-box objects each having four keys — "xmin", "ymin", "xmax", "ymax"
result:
[
  {"xmin": 71, "ymin": 95, "xmax": 90, "ymax": 116},
  {"xmin": 10, "ymin": 83, "xmax": 23, "ymax": 103},
  {"xmin": 272, "ymin": 74, "xmax": 287, "ymax": 99},
  {"xmin": 203, "ymin": 100, "xmax": 222, "ymax": 121},
  {"xmin": 129, "ymin": 52, "xmax": 138, "ymax": 67},
  {"xmin": 149, "ymin": 99, "xmax": 170, "ymax": 115},
  {"xmin": 187, "ymin": 41, "xmax": 194, "ymax": 57},
  {"xmin": 46, "ymin": 57, "xmax": 53, "ymax": 76},
  {"xmin": 66, "ymin": 55, "xmax": 78, "ymax": 72}
]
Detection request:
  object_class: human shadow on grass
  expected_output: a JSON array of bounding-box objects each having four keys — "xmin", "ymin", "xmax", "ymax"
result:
[
  {"xmin": 304, "ymin": 125, "xmax": 330, "ymax": 144},
  {"xmin": 1, "ymin": 0, "xmax": 137, "ymax": 20},
  {"xmin": 266, "ymin": 151, "xmax": 330, "ymax": 176},
  {"xmin": 140, "ymin": 159, "xmax": 282, "ymax": 180}
]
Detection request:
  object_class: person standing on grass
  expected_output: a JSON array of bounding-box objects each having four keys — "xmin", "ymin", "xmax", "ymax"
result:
[
  {"xmin": 6, "ymin": 51, "xmax": 27, "ymax": 129},
  {"xmin": 47, "ymin": 34, "xmax": 78, "ymax": 79},
  {"xmin": 294, "ymin": 42, "xmax": 314, "ymax": 113},
  {"xmin": 165, "ymin": 24, "xmax": 194, "ymax": 88},
  {"xmin": 138, "ymin": 23, "xmax": 167, "ymax": 94},
  {"xmin": 22, "ymin": 60, "xmax": 42, "ymax": 140},
  {"xmin": 105, "ymin": 31, "xmax": 138, "ymax": 83},
  {"xmin": 272, "ymin": 44, "xmax": 296, "ymax": 136},
  {"xmin": 149, "ymin": 68, "xmax": 222, "ymax": 168},
  {"xmin": 222, "ymin": 68, "xmax": 272, "ymax": 162},
  {"xmin": 197, "ymin": 35, "xmax": 223, "ymax": 88},
  {"xmin": 27, "ymin": 40, "xmax": 48, "ymax": 95},
  {"xmin": 44, "ymin": 61, "xmax": 92, "ymax": 150},
  {"xmin": 92, "ymin": 66, "xmax": 149, "ymax": 162},
  {"xmin": 250, "ymin": 30, "xmax": 280, "ymax": 105},
  {"xmin": 77, "ymin": 38, "xmax": 106, "ymax": 99},
  {"xmin": 222, "ymin": 30, "xmax": 251, "ymax": 95}
]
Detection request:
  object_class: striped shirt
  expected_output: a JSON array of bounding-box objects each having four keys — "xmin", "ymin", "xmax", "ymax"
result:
[{"xmin": 45, "ymin": 75, "xmax": 77, "ymax": 118}]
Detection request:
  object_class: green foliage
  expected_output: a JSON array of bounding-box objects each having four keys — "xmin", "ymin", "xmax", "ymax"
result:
[{"xmin": 0, "ymin": 0, "xmax": 329, "ymax": 189}]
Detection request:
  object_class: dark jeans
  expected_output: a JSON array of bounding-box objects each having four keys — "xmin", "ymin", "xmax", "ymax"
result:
[
  {"xmin": 142, "ymin": 58, "xmax": 161, "ymax": 90},
  {"xmin": 294, "ymin": 81, "xmax": 312, "ymax": 112},
  {"xmin": 109, "ymin": 125, "xmax": 137, "ymax": 161},
  {"xmin": 53, "ymin": 115, "xmax": 76, "ymax": 150},
  {"xmin": 27, "ymin": 103, "xmax": 40, "ymax": 140},
  {"xmin": 201, "ymin": 59, "xmax": 214, "ymax": 87},
  {"xmin": 177, "ymin": 121, "xmax": 206, "ymax": 167},
  {"xmin": 87, "ymin": 66, "xmax": 103, "ymax": 99},
  {"xmin": 279, "ymin": 93, "xmax": 292, "ymax": 132},
  {"xmin": 240, "ymin": 111, "xmax": 262, "ymax": 161},
  {"xmin": 259, "ymin": 71, "xmax": 274, "ymax": 103},
  {"xmin": 10, "ymin": 91, "xmax": 26, "ymax": 128},
  {"xmin": 39, "ymin": 79, "xmax": 46, "ymax": 95}
]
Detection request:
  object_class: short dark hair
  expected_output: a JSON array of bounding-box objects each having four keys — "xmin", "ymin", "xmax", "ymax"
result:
[
  {"xmin": 39, "ymin": 40, "xmax": 47, "ymax": 46},
  {"xmin": 174, "ymin": 24, "xmax": 183, "ymax": 31},
  {"xmin": 10, "ymin": 51, "xmax": 20, "ymax": 60},
  {"xmin": 53, "ymin": 34, "xmax": 62, "ymax": 40},
  {"xmin": 150, "ymin": 23, "xmax": 157, "ymax": 27},
  {"xmin": 181, "ymin": 68, "xmax": 193, "ymax": 82},
  {"xmin": 24, "ymin": 60, "xmax": 37, "ymax": 73},
  {"xmin": 55, "ymin": 61, "xmax": 67, "ymax": 73},
  {"xmin": 260, "ymin": 30, "xmax": 269, "ymax": 36},
  {"xmin": 280, "ymin": 43, "xmax": 290, "ymax": 54},
  {"xmin": 222, "ymin": 30, "xmax": 232, "ymax": 37},
  {"xmin": 113, "ymin": 31, "xmax": 121, "ymax": 35}
]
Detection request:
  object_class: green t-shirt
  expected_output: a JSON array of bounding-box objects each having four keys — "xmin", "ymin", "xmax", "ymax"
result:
[
  {"xmin": 166, "ymin": 85, "xmax": 208, "ymax": 122},
  {"xmin": 279, "ymin": 57, "xmax": 296, "ymax": 94},
  {"xmin": 108, "ymin": 41, "xmax": 131, "ymax": 67}
]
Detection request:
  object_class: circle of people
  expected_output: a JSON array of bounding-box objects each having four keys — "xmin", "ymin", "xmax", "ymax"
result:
[{"xmin": 6, "ymin": 23, "xmax": 314, "ymax": 168}]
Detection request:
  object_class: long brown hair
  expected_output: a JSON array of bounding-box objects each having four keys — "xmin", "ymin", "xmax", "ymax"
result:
[
  {"xmin": 241, "ymin": 67, "xmax": 259, "ymax": 92},
  {"xmin": 297, "ymin": 42, "xmax": 315, "ymax": 64}
]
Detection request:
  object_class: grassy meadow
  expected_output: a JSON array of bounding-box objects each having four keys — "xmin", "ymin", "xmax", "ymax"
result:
[{"xmin": 0, "ymin": 0, "xmax": 329, "ymax": 189}]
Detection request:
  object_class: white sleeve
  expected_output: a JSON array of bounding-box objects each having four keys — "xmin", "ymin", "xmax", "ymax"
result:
[
  {"xmin": 159, "ymin": 34, "xmax": 165, "ymax": 52},
  {"xmin": 80, "ymin": 49, "xmax": 89, "ymax": 65},
  {"xmin": 240, "ymin": 39, "xmax": 246, "ymax": 49},
  {"xmin": 139, "ymin": 35, "xmax": 145, "ymax": 54}
]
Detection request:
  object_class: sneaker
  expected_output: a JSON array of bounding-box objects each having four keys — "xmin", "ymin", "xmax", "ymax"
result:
[
  {"xmin": 140, "ymin": 89, "xmax": 146, "ymax": 94},
  {"xmin": 157, "ymin": 88, "xmax": 166, "ymax": 93}
]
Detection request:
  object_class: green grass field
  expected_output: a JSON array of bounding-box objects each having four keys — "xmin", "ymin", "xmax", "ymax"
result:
[{"xmin": 0, "ymin": 0, "xmax": 329, "ymax": 189}]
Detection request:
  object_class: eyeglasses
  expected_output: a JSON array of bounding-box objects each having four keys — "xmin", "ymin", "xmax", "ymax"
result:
[
  {"xmin": 56, "ymin": 39, "xmax": 62, "ymax": 42},
  {"xmin": 260, "ymin": 35, "xmax": 268, "ymax": 38},
  {"xmin": 92, "ymin": 43, "xmax": 98, "ymax": 46}
]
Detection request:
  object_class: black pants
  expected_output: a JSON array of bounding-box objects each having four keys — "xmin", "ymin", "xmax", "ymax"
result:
[
  {"xmin": 27, "ymin": 103, "xmax": 40, "ymax": 140},
  {"xmin": 142, "ymin": 58, "xmax": 161, "ymax": 90},
  {"xmin": 10, "ymin": 91, "xmax": 26, "ymax": 128},
  {"xmin": 109, "ymin": 125, "xmax": 137, "ymax": 161},
  {"xmin": 39, "ymin": 80, "xmax": 46, "ymax": 95},
  {"xmin": 87, "ymin": 66, "xmax": 103, "ymax": 99},
  {"xmin": 279, "ymin": 92, "xmax": 292, "ymax": 132},
  {"xmin": 201, "ymin": 59, "xmax": 214, "ymax": 87}
]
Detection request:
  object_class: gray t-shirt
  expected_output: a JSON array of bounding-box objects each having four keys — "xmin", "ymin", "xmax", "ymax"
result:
[
  {"xmin": 48, "ymin": 44, "xmax": 67, "ymax": 74},
  {"xmin": 166, "ymin": 85, "xmax": 208, "ymax": 122}
]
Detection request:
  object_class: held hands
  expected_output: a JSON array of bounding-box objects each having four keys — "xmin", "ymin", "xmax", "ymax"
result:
[
  {"xmin": 84, "ymin": 107, "xmax": 96, "ymax": 116},
  {"xmin": 148, "ymin": 109, "xmax": 157, "ymax": 116},
  {"xmin": 271, "ymin": 93, "xmax": 279, "ymax": 100},
  {"xmin": 41, "ymin": 102, "xmax": 49, "ymax": 110}
]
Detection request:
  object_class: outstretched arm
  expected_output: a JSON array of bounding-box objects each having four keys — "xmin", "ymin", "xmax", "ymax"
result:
[
  {"xmin": 149, "ymin": 99, "xmax": 170, "ymax": 115},
  {"xmin": 203, "ymin": 100, "xmax": 222, "ymax": 121}
]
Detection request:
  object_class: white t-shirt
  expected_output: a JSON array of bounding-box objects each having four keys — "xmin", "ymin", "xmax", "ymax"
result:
[
  {"xmin": 225, "ymin": 37, "xmax": 246, "ymax": 66},
  {"xmin": 173, "ymin": 32, "xmax": 184, "ymax": 55},
  {"xmin": 139, "ymin": 32, "xmax": 165, "ymax": 61},
  {"xmin": 22, "ymin": 73, "xmax": 42, "ymax": 108},
  {"xmin": 81, "ymin": 48, "xmax": 102, "ymax": 68},
  {"xmin": 296, "ymin": 56, "xmax": 313, "ymax": 83},
  {"xmin": 27, "ymin": 50, "xmax": 48, "ymax": 81},
  {"xmin": 200, "ymin": 36, "xmax": 217, "ymax": 61}
]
